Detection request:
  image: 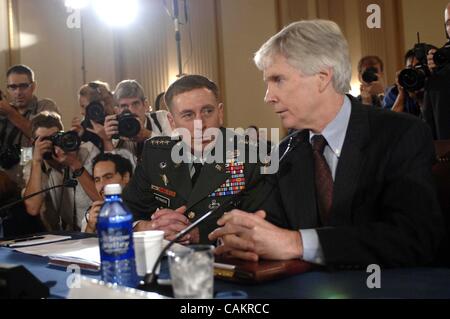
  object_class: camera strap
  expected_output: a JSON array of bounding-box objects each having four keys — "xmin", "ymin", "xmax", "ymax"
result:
[{"xmin": 149, "ymin": 113, "xmax": 162, "ymax": 133}]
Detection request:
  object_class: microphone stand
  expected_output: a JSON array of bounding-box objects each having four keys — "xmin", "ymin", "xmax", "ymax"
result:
[
  {"xmin": 0, "ymin": 180, "xmax": 78, "ymax": 217},
  {"xmin": 138, "ymin": 195, "xmax": 242, "ymax": 292}
]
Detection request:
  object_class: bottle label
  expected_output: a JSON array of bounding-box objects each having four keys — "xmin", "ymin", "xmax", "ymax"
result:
[{"xmin": 99, "ymin": 229, "xmax": 132, "ymax": 256}]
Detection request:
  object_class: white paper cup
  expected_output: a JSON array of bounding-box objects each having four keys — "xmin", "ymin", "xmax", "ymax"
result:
[{"xmin": 133, "ymin": 231, "xmax": 164, "ymax": 277}]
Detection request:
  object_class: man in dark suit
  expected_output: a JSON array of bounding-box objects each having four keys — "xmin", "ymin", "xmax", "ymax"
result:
[
  {"xmin": 209, "ymin": 20, "xmax": 444, "ymax": 268},
  {"xmin": 122, "ymin": 75, "xmax": 268, "ymax": 244}
]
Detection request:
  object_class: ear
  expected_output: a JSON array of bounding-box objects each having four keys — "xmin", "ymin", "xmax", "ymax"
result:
[
  {"xmin": 167, "ymin": 112, "xmax": 176, "ymax": 130},
  {"xmin": 122, "ymin": 172, "xmax": 131, "ymax": 184},
  {"xmin": 318, "ymin": 68, "xmax": 333, "ymax": 93},
  {"xmin": 31, "ymin": 82, "xmax": 37, "ymax": 94},
  {"xmin": 218, "ymin": 103, "xmax": 224, "ymax": 126}
]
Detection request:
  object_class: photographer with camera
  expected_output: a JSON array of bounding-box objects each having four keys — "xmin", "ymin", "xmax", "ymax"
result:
[
  {"xmin": 71, "ymin": 81, "xmax": 115, "ymax": 152},
  {"xmin": 103, "ymin": 80, "xmax": 172, "ymax": 162},
  {"xmin": 357, "ymin": 56, "xmax": 386, "ymax": 107},
  {"xmin": 424, "ymin": 3, "xmax": 450, "ymax": 140},
  {"xmin": 23, "ymin": 111, "xmax": 101, "ymax": 231},
  {"xmin": 383, "ymin": 46, "xmax": 436, "ymax": 116},
  {"xmin": 0, "ymin": 65, "xmax": 59, "ymax": 188},
  {"xmin": 71, "ymin": 80, "xmax": 137, "ymax": 168}
]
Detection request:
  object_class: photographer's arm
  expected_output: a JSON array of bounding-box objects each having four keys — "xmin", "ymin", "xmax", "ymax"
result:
[
  {"xmin": 0, "ymin": 101, "xmax": 32, "ymax": 138},
  {"xmin": 54, "ymin": 147, "xmax": 102, "ymax": 202},
  {"xmin": 23, "ymin": 139, "xmax": 50, "ymax": 216},
  {"xmin": 391, "ymin": 89, "xmax": 406, "ymax": 113}
]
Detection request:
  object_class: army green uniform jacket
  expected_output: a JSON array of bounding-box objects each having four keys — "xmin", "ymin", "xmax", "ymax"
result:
[{"xmin": 122, "ymin": 128, "xmax": 270, "ymax": 243}]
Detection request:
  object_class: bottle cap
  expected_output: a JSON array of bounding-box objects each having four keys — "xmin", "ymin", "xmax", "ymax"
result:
[{"xmin": 104, "ymin": 184, "xmax": 122, "ymax": 196}]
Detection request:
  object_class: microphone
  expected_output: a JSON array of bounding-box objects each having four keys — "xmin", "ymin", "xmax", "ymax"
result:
[
  {"xmin": 0, "ymin": 179, "xmax": 78, "ymax": 216},
  {"xmin": 138, "ymin": 195, "xmax": 243, "ymax": 291}
]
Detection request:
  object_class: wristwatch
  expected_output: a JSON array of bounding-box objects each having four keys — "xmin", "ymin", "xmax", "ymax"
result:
[{"xmin": 72, "ymin": 167, "xmax": 85, "ymax": 179}]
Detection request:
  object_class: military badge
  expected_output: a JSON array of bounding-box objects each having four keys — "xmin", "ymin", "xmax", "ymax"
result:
[
  {"xmin": 160, "ymin": 174, "xmax": 169, "ymax": 186},
  {"xmin": 209, "ymin": 161, "xmax": 246, "ymax": 197}
]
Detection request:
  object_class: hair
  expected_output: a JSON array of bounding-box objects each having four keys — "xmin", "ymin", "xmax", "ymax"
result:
[
  {"xmin": 357, "ymin": 56, "xmax": 384, "ymax": 74},
  {"xmin": 254, "ymin": 20, "xmax": 352, "ymax": 94},
  {"xmin": 7, "ymin": 64, "xmax": 35, "ymax": 83},
  {"xmin": 31, "ymin": 111, "xmax": 64, "ymax": 138},
  {"xmin": 404, "ymin": 49, "xmax": 416, "ymax": 65},
  {"xmin": 113, "ymin": 80, "xmax": 146, "ymax": 103},
  {"xmin": 164, "ymin": 75, "xmax": 220, "ymax": 110},
  {"xmin": 78, "ymin": 80, "xmax": 114, "ymax": 112},
  {"xmin": 92, "ymin": 153, "xmax": 133, "ymax": 178},
  {"xmin": 154, "ymin": 91, "xmax": 166, "ymax": 111}
]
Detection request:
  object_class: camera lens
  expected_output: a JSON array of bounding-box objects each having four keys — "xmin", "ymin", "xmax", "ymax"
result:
[
  {"xmin": 433, "ymin": 46, "xmax": 450, "ymax": 67},
  {"xmin": 362, "ymin": 67, "xmax": 379, "ymax": 84},
  {"xmin": 118, "ymin": 112, "xmax": 141, "ymax": 138},
  {"xmin": 85, "ymin": 101, "xmax": 106, "ymax": 125},
  {"xmin": 398, "ymin": 68, "xmax": 426, "ymax": 92},
  {"xmin": 59, "ymin": 131, "xmax": 81, "ymax": 152}
]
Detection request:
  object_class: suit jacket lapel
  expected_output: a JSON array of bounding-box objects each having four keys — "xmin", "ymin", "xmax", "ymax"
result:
[
  {"xmin": 279, "ymin": 130, "xmax": 319, "ymax": 229},
  {"xmin": 186, "ymin": 162, "xmax": 229, "ymax": 209},
  {"xmin": 330, "ymin": 99, "xmax": 370, "ymax": 225}
]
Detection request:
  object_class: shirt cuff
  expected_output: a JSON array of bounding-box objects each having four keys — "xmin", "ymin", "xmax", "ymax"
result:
[
  {"xmin": 133, "ymin": 220, "xmax": 142, "ymax": 229},
  {"xmin": 300, "ymin": 229, "xmax": 326, "ymax": 265}
]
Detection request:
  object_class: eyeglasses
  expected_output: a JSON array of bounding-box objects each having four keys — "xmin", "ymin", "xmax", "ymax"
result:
[{"xmin": 7, "ymin": 83, "xmax": 33, "ymax": 91}]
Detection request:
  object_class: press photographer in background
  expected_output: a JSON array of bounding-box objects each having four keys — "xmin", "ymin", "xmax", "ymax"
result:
[
  {"xmin": 71, "ymin": 81, "xmax": 137, "ymax": 168},
  {"xmin": 384, "ymin": 44, "xmax": 437, "ymax": 117},
  {"xmin": 356, "ymin": 56, "xmax": 386, "ymax": 108},
  {"xmin": 71, "ymin": 81, "xmax": 115, "ymax": 152},
  {"xmin": 425, "ymin": 2, "xmax": 450, "ymax": 140},
  {"xmin": 0, "ymin": 65, "xmax": 59, "ymax": 188},
  {"xmin": 23, "ymin": 111, "xmax": 101, "ymax": 231},
  {"xmin": 103, "ymin": 80, "xmax": 172, "ymax": 163}
]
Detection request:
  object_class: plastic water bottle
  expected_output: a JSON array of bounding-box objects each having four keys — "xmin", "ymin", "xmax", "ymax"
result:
[{"xmin": 97, "ymin": 184, "xmax": 138, "ymax": 287}]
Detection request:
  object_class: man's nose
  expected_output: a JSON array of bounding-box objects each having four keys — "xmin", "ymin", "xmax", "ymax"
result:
[{"xmin": 264, "ymin": 87, "xmax": 276, "ymax": 104}]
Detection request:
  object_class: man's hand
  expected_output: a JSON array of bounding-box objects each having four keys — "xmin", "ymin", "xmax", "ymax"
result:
[
  {"xmin": 104, "ymin": 115, "xmax": 119, "ymax": 140},
  {"xmin": 53, "ymin": 146, "xmax": 82, "ymax": 170},
  {"xmin": 71, "ymin": 117, "xmax": 84, "ymax": 136},
  {"xmin": 208, "ymin": 210, "xmax": 303, "ymax": 261},
  {"xmin": 85, "ymin": 201, "xmax": 104, "ymax": 233},
  {"xmin": 427, "ymin": 48, "xmax": 437, "ymax": 71},
  {"xmin": 32, "ymin": 136, "xmax": 53, "ymax": 162},
  {"xmin": 135, "ymin": 206, "xmax": 199, "ymax": 245},
  {"xmin": 86, "ymin": 120, "xmax": 108, "ymax": 142}
]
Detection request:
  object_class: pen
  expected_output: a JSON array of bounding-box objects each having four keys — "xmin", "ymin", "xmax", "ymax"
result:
[
  {"xmin": 1, "ymin": 236, "xmax": 46, "ymax": 246},
  {"xmin": 11, "ymin": 236, "xmax": 45, "ymax": 243}
]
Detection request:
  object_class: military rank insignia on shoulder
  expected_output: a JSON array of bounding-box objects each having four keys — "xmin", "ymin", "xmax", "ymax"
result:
[{"xmin": 148, "ymin": 136, "xmax": 181, "ymax": 149}]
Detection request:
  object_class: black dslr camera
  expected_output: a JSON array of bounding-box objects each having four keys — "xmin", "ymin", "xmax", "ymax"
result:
[
  {"xmin": 398, "ymin": 39, "xmax": 433, "ymax": 92},
  {"xmin": 81, "ymin": 101, "xmax": 106, "ymax": 130},
  {"xmin": 362, "ymin": 67, "xmax": 379, "ymax": 84},
  {"xmin": 114, "ymin": 111, "xmax": 141, "ymax": 139},
  {"xmin": 42, "ymin": 131, "xmax": 81, "ymax": 160},
  {"xmin": 433, "ymin": 41, "xmax": 450, "ymax": 68}
]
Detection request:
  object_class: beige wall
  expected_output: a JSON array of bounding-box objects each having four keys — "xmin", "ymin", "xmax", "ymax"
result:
[
  {"xmin": 402, "ymin": 0, "xmax": 449, "ymax": 52},
  {"xmin": 0, "ymin": 0, "xmax": 8, "ymax": 87},
  {"xmin": 218, "ymin": 0, "xmax": 285, "ymax": 137},
  {"xmin": 13, "ymin": 0, "xmax": 116, "ymax": 129}
]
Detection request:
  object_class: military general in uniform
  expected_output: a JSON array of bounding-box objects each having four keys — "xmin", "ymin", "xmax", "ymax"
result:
[{"xmin": 122, "ymin": 75, "xmax": 270, "ymax": 244}]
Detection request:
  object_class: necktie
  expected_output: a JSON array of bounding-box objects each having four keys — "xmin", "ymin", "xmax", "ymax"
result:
[
  {"xmin": 311, "ymin": 135, "xmax": 333, "ymax": 225},
  {"xmin": 191, "ymin": 162, "xmax": 203, "ymax": 187}
]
